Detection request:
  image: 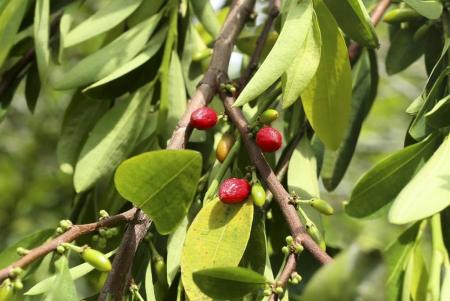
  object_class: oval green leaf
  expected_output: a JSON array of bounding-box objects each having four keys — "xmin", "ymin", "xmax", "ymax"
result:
[
  {"xmin": 64, "ymin": 0, "xmax": 143, "ymax": 48},
  {"xmin": 181, "ymin": 198, "xmax": 254, "ymax": 301},
  {"xmin": 233, "ymin": 0, "xmax": 314, "ymax": 107},
  {"xmin": 301, "ymin": 1, "xmax": 352, "ymax": 150},
  {"xmin": 389, "ymin": 134, "xmax": 450, "ymax": 224},
  {"xmin": 323, "ymin": 0, "xmax": 379, "ymax": 48},
  {"xmin": 404, "ymin": 0, "xmax": 443, "ymax": 19},
  {"xmin": 115, "ymin": 150, "xmax": 202, "ymax": 234},
  {"xmin": 193, "ymin": 267, "xmax": 266, "ymax": 300},
  {"xmin": 74, "ymin": 85, "xmax": 151, "ymax": 192},
  {"xmin": 190, "ymin": 0, "xmax": 221, "ymax": 38},
  {"xmin": 346, "ymin": 134, "xmax": 439, "ymax": 219},
  {"xmin": 43, "ymin": 256, "xmax": 78, "ymax": 301}
]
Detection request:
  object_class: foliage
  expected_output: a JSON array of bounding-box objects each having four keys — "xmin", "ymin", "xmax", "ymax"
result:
[{"xmin": 0, "ymin": 0, "xmax": 449, "ymax": 300}]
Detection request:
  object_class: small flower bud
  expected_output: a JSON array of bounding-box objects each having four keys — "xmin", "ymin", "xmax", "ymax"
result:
[{"xmin": 281, "ymin": 246, "xmax": 290, "ymax": 255}]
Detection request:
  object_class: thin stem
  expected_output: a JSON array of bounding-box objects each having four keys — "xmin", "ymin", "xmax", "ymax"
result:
[{"xmin": 268, "ymin": 253, "xmax": 297, "ymax": 301}]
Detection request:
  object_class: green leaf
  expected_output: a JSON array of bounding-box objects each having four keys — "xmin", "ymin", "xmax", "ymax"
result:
[
  {"xmin": 115, "ymin": 150, "xmax": 202, "ymax": 234},
  {"xmin": 442, "ymin": 264, "xmax": 450, "ymax": 301},
  {"xmin": 34, "ymin": 0, "xmax": 50, "ymax": 81},
  {"xmin": 193, "ymin": 267, "xmax": 266, "ymax": 300},
  {"xmin": 404, "ymin": 0, "xmax": 443, "ymax": 19},
  {"xmin": 25, "ymin": 62, "xmax": 41, "ymax": 113},
  {"xmin": 82, "ymin": 27, "xmax": 167, "ymax": 99},
  {"xmin": 346, "ymin": 135, "xmax": 439, "ymax": 219},
  {"xmin": 389, "ymin": 134, "xmax": 450, "ymax": 224},
  {"xmin": 53, "ymin": 13, "xmax": 162, "ymax": 90},
  {"xmin": 0, "ymin": 0, "xmax": 28, "ymax": 69},
  {"xmin": 145, "ymin": 261, "xmax": 157, "ymax": 301},
  {"xmin": 301, "ymin": 244, "xmax": 386, "ymax": 301},
  {"xmin": 282, "ymin": 13, "xmax": 321, "ymax": 108},
  {"xmin": 181, "ymin": 199, "xmax": 254, "ymax": 301},
  {"xmin": 323, "ymin": 0, "xmax": 379, "ymax": 48},
  {"xmin": 43, "ymin": 256, "xmax": 78, "ymax": 301},
  {"xmin": 64, "ymin": 0, "xmax": 143, "ymax": 48},
  {"xmin": 190, "ymin": 0, "xmax": 221, "ymax": 38},
  {"xmin": 321, "ymin": 49, "xmax": 378, "ymax": 191},
  {"xmin": 234, "ymin": 0, "xmax": 314, "ymax": 107},
  {"xmin": 0, "ymin": 229, "xmax": 53, "ymax": 269},
  {"xmin": 25, "ymin": 250, "xmax": 115, "ymax": 295},
  {"xmin": 425, "ymin": 95, "xmax": 450, "ymax": 129},
  {"xmin": 57, "ymin": 92, "xmax": 109, "ymax": 175},
  {"xmin": 240, "ymin": 210, "xmax": 267, "ymax": 275},
  {"xmin": 167, "ymin": 217, "xmax": 188, "ymax": 285},
  {"xmin": 301, "ymin": 1, "xmax": 352, "ymax": 150},
  {"xmin": 74, "ymin": 85, "xmax": 152, "ymax": 192},
  {"xmin": 385, "ymin": 27, "xmax": 424, "ymax": 75}
]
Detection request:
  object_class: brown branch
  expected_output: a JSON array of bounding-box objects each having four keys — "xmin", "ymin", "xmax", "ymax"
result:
[
  {"xmin": 98, "ymin": 1, "xmax": 256, "ymax": 300},
  {"xmin": 222, "ymin": 94, "xmax": 332, "ymax": 264},
  {"xmin": 268, "ymin": 253, "xmax": 297, "ymax": 301},
  {"xmin": 348, "ymin": 0, "xmax": 392, "ymax": 62},
  {"xmin": 0, "ymin": 208, "xmax": 139, "ymax": 282}
]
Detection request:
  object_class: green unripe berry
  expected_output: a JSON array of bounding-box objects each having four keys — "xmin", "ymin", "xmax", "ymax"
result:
[
  {"xmin": 383, "ymin": 8, "xmax": 422, "ymax": 24},
  {"xmin": 82, "ymin": 248, "xmax": 112, "ymax": 272},
  {"xmin": 259, "ymin": 109, "xmax": 279, "ymax": 125},
  {"xmin": 310, "ymin": 198, "xmax": 334, "ymax": 215},
  {"xmin": 251, "ymin": 184, "xmax": 266, "ymax": 207}
]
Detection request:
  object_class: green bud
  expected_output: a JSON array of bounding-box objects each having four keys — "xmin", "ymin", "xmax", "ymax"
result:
[
  {"xmin": 92, "ymin": 234, "xmax": 99, "ymax": 242},
  {"xmin": 263, "ymin": 289, "xmax": 272, "ymax": 296},
  {"xmin": 0, "ymin": 280, "xmax": 13, "ymax": 301},
  {"xmin": 55, "ymin": 227, "xmax": 64, "ymax": 234},
  {"xmin": 306, "ymin": 223, "xmax": 324, "ymax": 249},
  {"xmin": 98, "ymin": 228, "xmax": 107, "ymax": 237},
  {"xmin": 16, "ymin": 247, "xmax": 29, "ymax": 256},
  {"xmin": 291, "ymin": 278, "xmax": 299, "ymax": 284},
  {"xmin": 251, "ymin": 184, "xmax": 266, "ymax": 207},
  {"xmin": 154, "ymin": 258, "xmax": 168, "ymax": 286},
  {"xmin": 294, "ymin": 244, "xmax": 304, "ymax": 254},
  {"xmin": 82, "ymin": 248, "xmax": 112, "ymax": 272},
  {"xmin": 281, "ymin": 246, "xmax": 290, "ymax": 255},
  {"xmin": 10, "ymin": 268, "xmax": 23, "ymax": 277},
  {"xmin": 98, "ymin": 237, "xmax": 107, "ymax": 249},
  {"xmin": 383, "ymin": 8, "xmax": 422, "ymax": 24},
  {"xmin": 13, "ymin": 280, "xmax": 23, "ymax": 291},
  {"xmin": 275, "ymin": 287, "xmax": 284, "ymax": 295},
  {"xmin": 266, "ymin": 210, "xmax": 273, "ymax": 220},
  {"xmin": 59, "ymin": 219, "xmax": 72, "ymax": 230},
  {"xmin": 99, "ymin": 210, "xmax": 109, "ymax": 219},
  {"xmin": 108, "ymin": 227, "xmax": 119, "ymax": 236},
  {"xmin": 259, "ymin": 109, "xmax": 279, "ymax": 124},
  {"xmin": 285, "ymin": 236, "xmax": 293, "ymax": 245},
  {"xmin": 310, "ymin": 198, "xmax": 334, "ymax": 215},
  {"xmin": 56, "ymin": 245, "xmax": 66, "ymax": 254}
]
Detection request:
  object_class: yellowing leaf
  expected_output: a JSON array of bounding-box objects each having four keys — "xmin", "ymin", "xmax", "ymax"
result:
[{"xmin": 181, "ymin": 199, "xmax": 254, "ymax": 301}]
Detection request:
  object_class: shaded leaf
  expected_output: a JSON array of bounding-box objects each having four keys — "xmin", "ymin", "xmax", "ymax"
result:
[
  {"xmin": 34, "ymin": 0, "xmax": 50, "ymax": 81},
  {"xmin": 234, "ymin": 0, "xmax": 314, "ymax": 107},
  {"xmin": 25, "ymin": 62, "xmax": 41, "ymax": 113},
  {"xmin": 74, "ymin": 85, "xmax": 152, "ymax": 192},
  {"xmin": 425, "ymin": 95, "xmax": 450, "ymax": 129},
  {"xmin": 404, "ymin": 0, "xmax": 443, "ymax": 19},
  {"xmin": 389, "ymin": 134, "xmax": 450, "ymax": 224},
  {"xmin": 181, "ymin": 199, "xmax": 254, "ymax": 301},
  {"xmin": 324, "ymin": 0, "xmax": 379, "ymax": 48},
  {"xmin": 193, "ymin": 267, "xmax": 266, "ymax": 300},
  {"xmin": 346, "ymin": 135, "xmax": 439, "ymax": 219},
  {"xmin": 115, "ymin": 150, "xmax": 202, "ymax": 234},
  {"xmin": 167, "ymin": 217, "xmax": 188, "ymax": 286},
  {"xmin": 64, "ymin": 0, "xmax": 143, "ymax": 47},
  {"xmin": 145, "ymin": 260, "xmax": 157, "ymax": 301},
  {"xmin": 190, "ymin": 0, "xmax": 220, "ymax": 38},
  {"xmin": 386, "ymin": 27, "xmax": 423, "ymax": 75},
  {"xmin": 43, "ymin": 256, "xmax": 77, "ymax": 301}
]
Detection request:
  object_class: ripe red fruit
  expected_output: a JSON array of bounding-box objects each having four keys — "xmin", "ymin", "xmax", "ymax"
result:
[
  {"xmin": 219, "ymin": 178, "xmax": 251, "ymax": 204},
  {"xmin": 190, "ymin": 107, "xmax": 218, "ymax": 130},
  {"xmin": 255, "ymin": 126, "xmax": 282, "ymax": 152}
]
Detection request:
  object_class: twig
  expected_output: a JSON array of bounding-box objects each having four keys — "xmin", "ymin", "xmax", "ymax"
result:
[
  {"xmin": 348, "ymin": 0, "xmax": 392, "ymax": 62},
  {"xmin": 222, "ymin": 93, "xmax": 332, "ymax": 264},
  {"xmin": 268, "ymin": 253, "xmax": 297, "ymax": 301},
  {"xmin": 98, "ymin": 1, "xmax": 256, "ymax": 300},
  {"xmin": 0, "ymin": 208, "xmax": 139, "ymax": 282}
]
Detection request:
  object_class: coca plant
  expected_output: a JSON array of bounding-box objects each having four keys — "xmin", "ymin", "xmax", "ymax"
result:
[{"xmin": 0, "ymin": 0, "xmax": 449, "ymax": 300}]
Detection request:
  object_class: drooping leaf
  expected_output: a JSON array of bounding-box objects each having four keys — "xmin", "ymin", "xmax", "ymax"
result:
[
  {"xmin": 181, "ymin": 199, "xmax": 254, "ymax": 301},
  {"xmin": 166, "ymin": 217, "xmax": 188, "ymax": 285},
  {"xmin": 0, "ymin": 0, "xmax": 28, "ymax": 69},
  {"xmin": 115, "ymin": 150, "xmax": 202, "ymax": 234},
  {"xmin": 346, "ymin": 135, "xmax": 439, "ymax": 219},
  {"xmin": 190, "ymin": 0, "xmax": 220, "ymax": 38},
  {"xmin": 234, "ymin": 0, "xmax": 314, "ymax": 107},
  {"xmin": 193, "ymin": 267, "xmax": 266, "ymax": 300},
  {"xmin": 53, "ymin": 13, "xmax": 162, "ymax": 90},
  {"xmin": 321, "ymin": 49, "xmax": 378, "ymax": 191},
  {"xmin": 74, "ymin": 85, "xmax": 152, "ymax": 192},
  {"xmin": 425, "ymin": 95, "xmax": 450, "ymax": 129},
  {"xmin": 64, "ymin": 0, "xmax": 143, "ymax": 47},
  {"xmin": 385, "ymin": 27, "xmax": 424, "ymax": 75},
  {"xmin": 0, "ymin": 229, "xmax": 53, "ymax": 269},
  {"xmin": 25, "ymin": 62, "xmax": 41, "ymax": 113},
  {"xmin": 128, "ymin": 0, "xmax": 164, "ymax": 27},
  {"xmin": 57, "ymin": 92, "xmax": 109, "ymax": 174},
  {"xmin": 82, "ymin": 27, "xmax": 167, "ymax": 99},
  {"xmin": 282, "ymin": 13, "xmax": 321, "ymax": 108},
  {"xmin": 25, "ymin": 250, "xmax": 115, "ymax": 295},
  {"xmin": 404, "ymin": 0, "xmax": 443, "ymax": 19},
  {"xmin": 323, "ymin": 0, "xmax": 379, "ymax": 48},
  {"xmin": 301, "ymin": 1, "xmax": 352, "ymax": 150},
  {"xmin": 301, "ymin": 244, "xmax": 386, "ymax": 301},
  {"xmin": 389, "ymin": 134, "xmax": 450, "ymax": 224},
  {"xmin": 34, "ymin": 0, "xmax": 50, "ymax": 81},
  {"xmin": 43, "ymin": 256, "xmax": 78, "ymax": 301}
]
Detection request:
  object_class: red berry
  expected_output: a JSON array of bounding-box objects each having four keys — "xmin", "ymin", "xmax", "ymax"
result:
[
  {"xmin": 255, "ymin": 126, "xmax": 282, "ymax": 152},
  {"xmin": 190, "ymin": 107, "xmax": 218, "ymax": 130},
  {"xmin": 219, "ymin": 178, "xmax": 251, "ymax": 204}
]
